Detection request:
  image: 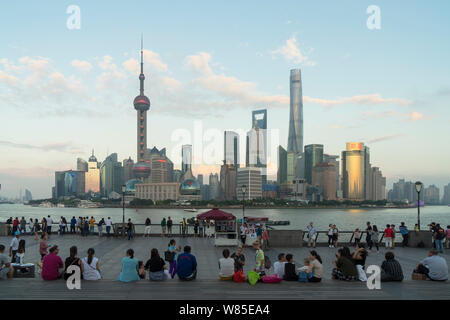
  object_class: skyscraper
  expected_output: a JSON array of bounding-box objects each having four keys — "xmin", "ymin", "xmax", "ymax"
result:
[
  {"xmin": 123, "ymin": 157, "xmax": 135, "ymax": 182},
  {"xmin": 236, "ymin": 167, "xmax": 262, "ymax": 200},
  {"xmin": 224, "ymin": 131, "xmax": 240, "ymax": 168},
  {"xmin": 85, "ymin": 150, "xmax": 100, "ymax": 193},
  {"xmin": 146, "ymin": 147, "xmax": 174, "ymax": 183},
  {"xmin": 133, "ymin": 36, "xmax": 151, "ymax": 180},
  {"xmin": 304, "ymin": 144, "xmax": 324, "ymax": 184},
  {"xmin": 324, "ymin": 154, "xmax": 341, "ymax": 198},
  {"xmin": 182, "ymin": 144, "xmax": 192, "ymax": 173},
  {"xmin": 442, "ymin": 183, "xmax": 450, "ymax": 205},
  {"xmin": 288, "ymin": 69, "xmax": 304, "ymax": 178},
  {"xmin": 277, "ymin": 146, "xmax": 295, "ymax": 185},
  {"xmin": 77, "ymin": 158, "xmax": 88, "ymax": 172},
  {"xmin": 312, "ymin": 163, "xmax": 337, "ymax": 201},
  {"xmin": 246, "ymin": 109, "xmax": 267, "ymax": 183},
  {"xmin": 342, "ymin": 142, "xmax": 365, "ymax": 200},
  {"xmin": 220, "ymin": 162, "xmax": 237, "ymax": 201},
  {"xmin": 100, "ymin": 153, "xmax": 123, "ymax": 197}
]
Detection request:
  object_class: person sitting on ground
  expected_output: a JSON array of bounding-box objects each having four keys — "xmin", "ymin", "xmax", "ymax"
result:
[
  {"xmin": 352, "ymin": 244, "xmax": 368, "ymax": 270},
  {"xmin": 252, "ymin": 240, "xmax": 265, "ymax": 273},
  {"xmin": 283, "ymin": 254, "xmax": 298, "ymax": 281},
  {"xmin": 41, "ymin": 245, "xmax": 63, "ymax": 280},
  {"xmin": 273, "ymin": 253, "xmax": 286, "ymax": 279},
  {"xmin": 64, "ymin": 246, "xmax": 83, "ymax": 280},
  {"xmin": 176, "ymin": 246, "xmax": 197, "ymax": 281},
  {"xmin": 230, "ymin": 246, "xmax": 246, "ymax": 273},
  {"xmin": 0, "ymin": 244, "xmax": 14, "ymax": 279},
  {"xmin": 413, "ymin": 249, "xmax": 448, "ymax": 281},
  {"xmin": 118, "ymin": 249, "xmax": 140, "ymax": 282},
  {"xmin": 138, "ymin": 261, "xmax": 146, "ymax": 279},
  {"xmin": 380, "ymin": 251, "xmax": 403, "ymax": 282},
  {"xmin": 297, "ymin": 258, "xmax": 310, "ymax": 272},
  {"xmin": 145, "ymin": 248, "xmax": 169, "ymax": 281},
  {"xmin": 332, "ymin": 247, "xmax": 358, "ymax": 281},
  {"xmin": 81, "ymin": 248, "xmax": 101, "ymax": 280},
  {"xmin": 306, "ymin": 250, "xmax": 323, "ymax": 282},
  {"xmin": 219, "ymin": 249, "xmax": 235, "ymax": 280}
]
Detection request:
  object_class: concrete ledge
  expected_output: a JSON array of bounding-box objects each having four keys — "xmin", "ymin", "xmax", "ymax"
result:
[{"xmin": 268, "ymin": 230, "xmax": 304, "ymax": 247}]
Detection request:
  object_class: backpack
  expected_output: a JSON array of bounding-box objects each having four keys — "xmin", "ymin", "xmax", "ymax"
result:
[
  {"xmin": 298, "ymin": 271, "xmax": 309, "ymax": 283},
  {"xmin": 164, "ymin": 250, "xmax": 175, "ymax": 262},
  {"xmin": 233, "ymin": 270, "xmax": 245, "ymax": 283},
  {"xmin": 264, "ymin": 256, "xmax": 271, "ymax": 269}
]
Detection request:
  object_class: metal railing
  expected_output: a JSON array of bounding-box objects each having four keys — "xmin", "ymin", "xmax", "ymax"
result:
[{"xmin": 301, "ymin": 230, "xmax": 407, "ymax": 244}]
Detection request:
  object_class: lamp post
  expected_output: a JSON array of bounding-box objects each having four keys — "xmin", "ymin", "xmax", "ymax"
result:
[
  {"xmin": 415, "ymin": 181, "xmax": 423, "ymax": 230},
  {"xmin": 241, "ymin": 184, "xmax": 247, "ymax": 223},
  {"xmin": 122, "ymin": 184, "xmax": 126, "ymax": 237}
]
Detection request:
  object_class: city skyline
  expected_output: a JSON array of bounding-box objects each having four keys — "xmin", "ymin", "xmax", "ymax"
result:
[{"xmin": 1, "ymin": 1, "xmax": 450, "ymax": 198}]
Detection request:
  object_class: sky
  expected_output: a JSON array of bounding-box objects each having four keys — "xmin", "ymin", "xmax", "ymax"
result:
[{"xmin": 0, "ymin": 0, "xmax": 449, "ymax": 199}]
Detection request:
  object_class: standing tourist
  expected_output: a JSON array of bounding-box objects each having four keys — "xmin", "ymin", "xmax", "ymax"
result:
[
  {"xmin": 33, "ymin": 219, "xmax": 40, "ymax": 240},
  {"xmin": 59, "ymin": 217, "xmax": 67, "ymax": 235},
  {"xmin": 332, "ymin": 224, "xmax": 339, "ymax": 248},
  {"xmin": 15, "ymin": 239, "xmax": 26, "ymax": 264},
  {"xmin": 365, "ymin": 222, "xmax": 373, "ymax": 249},
  {"xmin": 380, "ymin": 251, "xmax": 403, "ymax": 282},
  {"xmin": 28, "ymin": 218, "xmax": 34, "ymax": 236},
  {"xmin": 167, "ymin": 217, "xmax": 173, "ymax": 236},
  {"xmin": 98, "ymin": 218, "xmax": 105, "ymax": 237},
  {"xmin": 167, "ymin": 239, "xmax": 181, "ymax": 279},
  {"xmin": 145, "ymin": 248, "xmax": 169, "ymax": 281},
  {"xmin": 126, "ymin": 218, "xmax": 134, "ymax": 240},
  {"xmin": 181, "ymin": 218, "xmax": 187, "ymax": 237},
  {"xmin": 194, "ymin": 219, "xmax": 199, "ymax": 237},
  {"xmin": 118, "ymin": 249, "xmax": 140, "ymax": 282},
  {"xmin": 262, "ymin": 227, "xmax": 269, "ymax": 250},
  {"xmin": 39, "ymin": 234, "xmax": 48, "ymax": 261},
  {"xmin": 76, "ymin": 217, "xmax": 82, "ymax": 234},
  {"xmin": 433, "ymin": 224, "xmax": 446, "ymax": 253},
  {"xmin": 256, "ymin": 224, "xmax": 263, "ymax": 243},
  {"xmin": 46, "ymin": 215, "xmax": 53, "ymax": 238},
  {"xmin": 81, "ymin": 248, "xmax": 101, "ymax": 280},
  {"xmin": 218, "ymin": 249, "xmax": 235, "ymax": 280},
  {"xmin": 144, "ymin": 217, "xmax": 151, "ymax": 237},
  {"xmin": 327, "ymin": 224, "xmax": 334, "ymax": 248},
  {"xmin": 199, "ymin": 219, "xmax": 204, "ymax": 238},
  {"xmin": 89, "ymin": 217, "xmax": 96, "ymax": 235},
  {"xmin": 64, "ymin": 246, "xmax": 83, "ymax": 280},
  {"xmin": 70, "ymin": 216, "xmax": 77, "ymax": 234},
  {"xmin": 369, "ymin": 225, "xmax": 380, "ymax": 252},
  {"xmin": 176, "ymin": 246, "xmax": 197, "ymax": 281},
  {"xmin": 41, "ymin": 245, "xmax": 63, "ymax": 281},
  {"xmin": 105, "ymin": 217, "xmax": 112, "ymax": 237},
  {"xmin": 12, "ymin": 217, "xmax": 19, "ymax": 233},
  {"xmin": 399, "ymin": 222, "xmax": 409, "ymax": 247},
  {"xmin": 19, "ymin": 217, "xmax": 27, "ymax": 235},
  {"xmin": 383, "ymin": 224, "xmax": 393, "ymax": 249},
  {"xmin": 253, "ymin": 240, "xmax": 265, "ymax": 273},
  {"xmin": 83, "ymin": 219, "xmax": 89, "ymax": 237},
  {"xmin": 391, "ymin": 225, "xmax": 397, "ymax": 248},
  {"xmin": 5, "ymin": 217, "xmax": 12, "ymax": 236},
  {"xmin": 231, "ymin": 247, "xmax": 246, "ymax": 273},
  {"xmin": 9, "ymin": 231, "xmax": 20, "ymax": 263},
  {"xmin": 0, "ymin": 244, "xmax": 14, "ymax": 279},
  {"xmin": 446, "ymin": 225, "xmax": 450, "ymax": 249},
  {"xmin": 353, "ymin": 229, "xmax": 362, "ymax": 248},
  {"xmin": 41, "ymin": 217, "xmax": 47, "ymax": 238},
  {"xmin": 307, "ymin": 222, "xmax": 317, "ymax": 248},
  {"xmin": 161, "ymin": 218, "xmax": 167, "ymax": 237},
  {"xmin": 240, "ymin": 223, "xmax": 248, "ymax": 247}
]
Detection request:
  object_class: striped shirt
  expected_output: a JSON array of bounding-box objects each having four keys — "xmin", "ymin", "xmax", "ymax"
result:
[{"xmin": 381, "ymin": 259, "xmax": 404, "ymax": 281}]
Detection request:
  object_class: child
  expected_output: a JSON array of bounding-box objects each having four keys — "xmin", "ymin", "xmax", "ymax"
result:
[
  {"xmin": 353, "ymin": 229, "xmax": 362, "ymax": 247},
  {"xmin": 138, "ymin": 261, "xmax": 146, "ymax": 279},
  {"xmin": 384, "ymin": 224, "xmax": 393, "ymax": 249},
  {"xmin": 273, "ymin": 253, "xmax": 286, "ymax": 279},
  {"xmin": 297, "ymin": 258, "xmax": 310, "ymax": 272},
  {"xmin": 327, "ymin": 224, "xmax": 334, "ymax": 248},
  {"xmin": 283, "ymin": 254, "xmax": 298, "ymax": 281}
]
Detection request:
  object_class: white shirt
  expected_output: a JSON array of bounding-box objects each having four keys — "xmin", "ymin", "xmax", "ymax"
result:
[
  {"xmin": 219, "ymin": 258, "xmax": 235, "ymax": 277},
  {"xmin": 82, "ymin": 257, "xmax": 101, "ymax": 280},
  {"xmin": 10, "ymin": 237, "xmax": 19, "ymax": 250},
  {"xmin": 328, "ymin": 228, "xmax": 334, "ymax": 236},
  {"xmin": 240, "ymin": 225, "xmax": 247, "ymax": 235},
  {"xmin": 47, "ymin": 218, "xmax": 53, "ymax": 226},
  {"xmin": 274, "ymin": 261, "xmax": 286, "ymax": 278},
  {"xmin": 106, "ymin": 219, "xmax": 112, "ymax": 227}
]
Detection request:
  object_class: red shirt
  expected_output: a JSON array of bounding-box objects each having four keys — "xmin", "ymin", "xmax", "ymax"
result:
[
  {"xmin": 384, "ymin": 228, "xmax": 393, "ymax": 238},
  {"xmin": 41, "ymin": 253, "xmax": 63, "ymax": 280},
  {"xmin": 13, "ymin": 219, "xmax": 19, "ymax": 227}
]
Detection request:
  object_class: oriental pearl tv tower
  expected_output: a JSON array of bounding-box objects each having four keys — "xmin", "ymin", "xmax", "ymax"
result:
[{"xmin": 132, "ymin": 36, "xmax": 151, "ymax": 179}]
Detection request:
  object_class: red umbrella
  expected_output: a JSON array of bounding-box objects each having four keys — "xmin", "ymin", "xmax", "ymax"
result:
[{"xmin": 196, "ymin": 208, "xmax": 236, "ymax": 221}]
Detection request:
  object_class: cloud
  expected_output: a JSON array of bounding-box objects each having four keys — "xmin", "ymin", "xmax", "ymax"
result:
[
  {"xmin": 185, "ymin": 52, "xmax": 213, "ymax": 75},
  {"xmin": 272, "ymin": 35, "xmax": 316, "ymax": 66},
  {"xmin": 71, "ymin": 60, "xmax": 92, "ymax": 73},
  {"xmin": 123, "ymin": 49, "xmax": 168, "ymax": 74},
  {"xmin": 367, "ymin": 134, "xmax": 405, "ymax": 144},
  {"xmin": 0, "ymin": 140, "xmax": 84, "ymax": 154},
  {"xmin": 305, "ymin": 94, "xmax": 412, "ymax": 108},
  {"xmin": 363, "ymin": 110, "xmax": 432, "ymax": 122},
  {"xmin": 0, "ymin": 69, "xmax": 19, "ymax": 86}
]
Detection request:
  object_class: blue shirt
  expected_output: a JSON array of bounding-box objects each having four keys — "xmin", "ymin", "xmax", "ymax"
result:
[
  {"xmin": 399, "ymin": 226, "xmax": 409, "ymax": 235},
  {"xmin": 176, "ymin": 253, "xmax": 197, "ymax": 278},
  {"xmin": 118, "ymin": 257, "xmax": 140, "ymax": 282},
  {"xmin": 169, "ymin": 245, "xmax": 177, "ymax": 259},
  {"xmin": 70, "ymin": 218, "xmax": 76, "ymax": 227}
]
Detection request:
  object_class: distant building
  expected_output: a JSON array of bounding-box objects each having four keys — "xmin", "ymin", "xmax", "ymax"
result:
[
  {"xmin": 135, "ymin": 182, "xmax": 180, "ymax": 202},
  {"xmin": 370, "ymin": 167, "xmax": 386, "ymax": 201},
  {"xmin": 85, "ymin": 150, "xmax": 100, "ymax": 194},
  {"xmin": 277, "ymin": 146, "xmax": 295, "ymax": 185},
  {"xmin": 312, "ymin": 162, "xmax": 337, "ymax": 201},
  {"xmin": 181, "ymin": 144, "xmax": 192, "ymax": 174},
  {"xmin": 201, "ymin": 184, "xmax": 211, "ymax": 201},
  {"xmin": 324, "ymin": 154, "xmax": 341, "ymax": 198},
  {"xmin": 424, "ymin": 185, "xmax": 440, "ymax": 205},
  {"xmin": 173, "ymin": 169, "xmax": 183, "ymax": 183},
  {"xmin": 304, "ymin": 144, "xmax": 324, "ymax": 184},
  {"xmin": 288, "ymin": 69, "xmax": 304, "ymax": 179},
  {"xmin": 224, "ymin": 131, "xmax": 240, "ymax": 168},
  {"xmin": 246, "ymin": 109, "xmax": 267, "ymax": 184},
  {"xmin": 179, "ymin": 168, "xmax": 201, "ymax": 201},
  {"xmin": 220, "ymin": 162, "xmax": 237, "ymax": 201},
  {"xmin": 23, "ymin": 189, "xmax": 32, "ymax": 202},
  {"xmin": 236, "ymin": 167, "xmax": 262, "ymax": 200},
  {"xmin": 364, "ymin": 146, "xmax": 372, "ymax": 201},
  {"xmin": 123, "ymin": 157, "xmax": 135, "ymax": 183},
  {"xmin": 145, "ymin": 147, "xmax": 174, "ymax": 183},
  {"xmin": 442, "ymin": 183, "xmax": 450, "ymax": 205},
  {"xmin": 54, "ymin": 170, "xmax": 85, "ymax": 199},
  {"xmin": 197, "ymin": 174, "xmax": 204, "ymax": 186},
  {"xmin": 388, "ymin": 179, "xmax": 417, "ymax": 203},
  {"xmin": 77, "ymin": 158, "xmax": 88, "ymax": 172},
  {"xmin": 100, "ymin": 153, "xmax": 123, "ymax": 196},
  {"xmin": 262, "ymin": 184, "xmax": 278, "ymax": 199},
  {"xmin": 209, "ymin": 173, "xmax": 220, "ymax": 200},
  {"xmin": 342, "ymin": 142, "xmax": 365, "ymax": 200}
]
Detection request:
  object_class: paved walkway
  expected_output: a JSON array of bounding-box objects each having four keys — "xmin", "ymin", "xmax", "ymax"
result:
[{"xmin": 0, "ymin": 235, "xmax": 448, "ymax": 300}]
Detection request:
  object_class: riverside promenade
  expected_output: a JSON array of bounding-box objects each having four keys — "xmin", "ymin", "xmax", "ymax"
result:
[{"xmin": 0, "ymin": 235, "xmax": 449, "ymax": 300}]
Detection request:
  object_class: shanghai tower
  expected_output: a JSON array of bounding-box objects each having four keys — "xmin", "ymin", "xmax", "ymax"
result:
[{"xmin": 287, "ymin": 69, "xmax": 304, "ymax": 178}]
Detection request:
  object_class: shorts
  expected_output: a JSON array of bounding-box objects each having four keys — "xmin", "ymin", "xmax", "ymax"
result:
[
  {"xmin": 0, "ymin": 267, "xmax": 11, "ymax": 279},
  {"xmin": 145, "ymin": 226, "xmax": 151, "ymax": 234}
]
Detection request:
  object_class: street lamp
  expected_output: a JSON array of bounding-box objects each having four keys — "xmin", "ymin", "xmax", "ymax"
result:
[
  {"xmin": 241, "ymin": 184, "xmax": 247, "ymax": 222},
  {"xmin": 415, "ymin": 181, "xmax": 423, "ymax": 230},
  {"xmin": 122, "ymin": 184, "xmax": 126, "ymax": 237}
]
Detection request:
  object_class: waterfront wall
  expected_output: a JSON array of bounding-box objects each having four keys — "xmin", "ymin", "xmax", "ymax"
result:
[{"xmin": 267, "ymin": 230, "xmax": 304, "ymax": 247}]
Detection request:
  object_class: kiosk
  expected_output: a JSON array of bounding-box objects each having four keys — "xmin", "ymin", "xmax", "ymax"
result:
[{"xmin": 197, "ymin": 208, "xmax": 238, "ymax": 247}]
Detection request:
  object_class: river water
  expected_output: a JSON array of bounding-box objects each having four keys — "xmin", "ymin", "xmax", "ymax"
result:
[{"xmin": 1, "ymin": 204, "xmax": 448, "ymax": 232}]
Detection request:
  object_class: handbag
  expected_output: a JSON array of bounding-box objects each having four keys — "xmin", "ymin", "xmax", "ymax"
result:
[
  {"xmin": 165, "ymin": 251, "xmax": 175, "ymax": 262},
  {"xmin": 233, "ymin": 270, "xmax": 245, "ymax": 283}
]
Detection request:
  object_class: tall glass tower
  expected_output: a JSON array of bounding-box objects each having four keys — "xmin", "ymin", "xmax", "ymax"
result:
[{"xmin": 288, "ymin": 69, "xmax": 304, "ymax": 178}]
